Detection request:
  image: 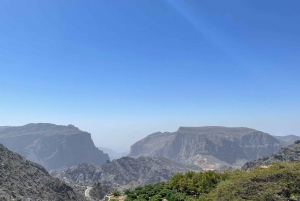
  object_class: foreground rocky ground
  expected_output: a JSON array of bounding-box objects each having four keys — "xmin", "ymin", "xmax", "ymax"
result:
[{"xmin": 0, "ymin": 143, "xmax": 85, "ymax": 201}]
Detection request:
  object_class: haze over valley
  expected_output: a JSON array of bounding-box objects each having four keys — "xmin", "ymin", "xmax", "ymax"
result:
[{"xmin": 1, "ymin": 0, "xmax": 300, "ymax": 200}]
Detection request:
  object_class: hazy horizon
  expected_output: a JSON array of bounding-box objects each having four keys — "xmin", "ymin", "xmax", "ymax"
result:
[{"xmin": 1, "ymin": 0, "xmax": 299, "ymax": 151}]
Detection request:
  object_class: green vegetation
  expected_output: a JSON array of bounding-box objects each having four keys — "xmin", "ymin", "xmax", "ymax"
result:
[
  {"xmin": 169, "ymin": 170, "xmax": 228, "ymax": 196},
  {"xmin": 125, "ymin": 182, "xmax": 190, "ymax": 201},
  {"xmin": 125, "ymin": 171, "xmax": 227, "ymax": 201},
  {"xmin": 113, "ymin": 190, "xmax": 122, "ymax": 196},
  {"xmin": 125, "ymin": 162, "xmax": 300, "ymax": 201},
  {"xmin": 201, "ymin": 162, "xmax": 300, "ymax": 201}
]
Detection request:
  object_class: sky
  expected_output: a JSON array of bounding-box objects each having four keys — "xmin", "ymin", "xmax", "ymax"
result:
[{"xmin": 0, "ymin": 0, "xmax": 299, "ymax": 152}]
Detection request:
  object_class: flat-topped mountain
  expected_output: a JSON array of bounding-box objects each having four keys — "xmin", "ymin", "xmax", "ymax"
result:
[
  {"xmin": 128, "ymin": 126, "xmax": 284, "ymax": 169},
  {"xmin": 274, "ymin": 134, "xmax": 300, "ymax": 145},
  {"xmin": 242, "ymin": 140, "xmax": 300, "ymax": 170},
  {"xmin": 0, "ymin": 123, "xmax": 109, "ymax": 170},
  {"xmin": 0, "ymin": 143, "xmax": 84, "ymax": 201},
  {"xmin": 51, "ymin": 156, "xmax": 202, "ymax": 190}
]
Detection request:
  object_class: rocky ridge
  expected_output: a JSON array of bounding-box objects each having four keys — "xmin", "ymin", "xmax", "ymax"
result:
[
  {"xmin": 242, "ymin": 140, "xmax": 300, "ymax": 170},
  {"xmin": 128, "ymin": 126, "xmax": 284, "ymax": 170},
  {"xmin": 0, "ymin": 143, "xmax": 85, "ymax": 201},
  {"xmin": 0, "ymin": 123, "xmax": 109, "ymax": 170},
  {"xmin": 51, "ymin": 156, "xmax": 202, "ymax": 190},
  {"xmin": 274, "ymin": 135, "xmax": 300, "ymax": 145}
]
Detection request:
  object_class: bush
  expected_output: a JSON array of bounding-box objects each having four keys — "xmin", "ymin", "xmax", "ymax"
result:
[
  {"xmin": 126, "ymin": 162, "xmax": 300, "ymax": 201},
  {"xmin": 201, "ymin": 162, "xmax": 300, "ymax": 200},
  {"xmin": 112, "ymin": 190, "xmax": 121, "ymax": 196},
  {"xmin": 169, "ymin": 170, "xmax": 228, "ymax": 196}
]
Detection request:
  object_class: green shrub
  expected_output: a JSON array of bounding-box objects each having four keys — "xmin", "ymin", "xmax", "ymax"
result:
[
  {"xmin": 169, "ymin": 170, "xmax": 228, "ymax": 196},
  {"xmin": 202, "ymin": 162, "xmax": 300, "ymax": 200},
  {"xmin": 112, "ymin": 190, "xmax": 121, "ymax": 196},
  {"xmin": 125, "ymin": 162, "xmax": 300, "ymax": 201}
]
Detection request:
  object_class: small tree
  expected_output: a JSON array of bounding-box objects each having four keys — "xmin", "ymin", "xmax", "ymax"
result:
[{"xmin": 113, "ymin": 190, "xmax": 121, "ymax": 196}]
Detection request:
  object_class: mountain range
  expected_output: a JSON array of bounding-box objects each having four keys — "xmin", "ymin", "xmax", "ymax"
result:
[
  {"xmin": 1, "ymin": 122, "xmax": 300, "ymax": 199},
  {"xmin": 50, "ymin": 156, "xmax": 202, "ymax": 190}
]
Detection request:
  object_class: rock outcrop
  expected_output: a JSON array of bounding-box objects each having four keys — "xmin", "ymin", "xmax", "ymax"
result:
[
  {"xmin": 90, "ymin": 182, "xmax": 113, "ymax": 200},
  {"xmin": 0, "ymin": 123, "xmax": 109, "ymax": 170},
  {"xmin": 242, "ymin": 140, "xmax": 300, "ymax": 171},
  {"xmin": 0, "ymin": 143, "xmax": 85, "ymax": 201},
  {"xmin": 51, "ymin": 156, "xmax": 202, "ymax": 190},
  {"xmin": 128, "ymin": 127, "xmax": 284, "ymax": 169}
]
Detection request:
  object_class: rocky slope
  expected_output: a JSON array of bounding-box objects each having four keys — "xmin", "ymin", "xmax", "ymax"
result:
[
  {"xmin": 0, "ymin": 123, "xmax": 109, "ymax": 170},
  {"xmin": 0, "ymin": 143, "xmax": 85, "ymax": 201},
  {"xmin": 51, "ymin": 156, "xmax": 202, "ymax": 190},
  {"xmin": 242, "ymin": 140, "xmax": 300, "ymax": 170},
  {"xmin": 128, "ymin": 127, "xmax": 284, "ymax": 170},
  {"xmin": 89, "ymin": 182, "xmax": 113, "ymax": 200},
  {"xmin": 274, "ymin": 134, "xmax": 300, "ymax": 145}
]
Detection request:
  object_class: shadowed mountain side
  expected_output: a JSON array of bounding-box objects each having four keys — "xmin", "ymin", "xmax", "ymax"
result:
[
  {"xmin": 50, "ymin": 156, "xmax": 202, "ymax": 190},
  {"xmin": 242, "ymin": 140, "xmax": 300, "ymax": 170},
  {"xmin": 0, "ymin": 123, "xmax": 109, "ymax": 170},
  {"xmin": 129, "ymin": 127, "xmax": 284, "ymax": 169},
  {"xmin": 0, "ymin": 143, "xmax": 85, "ymax": 201}
]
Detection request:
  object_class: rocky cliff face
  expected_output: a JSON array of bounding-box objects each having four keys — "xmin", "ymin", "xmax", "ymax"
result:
[
  {"xmin": 51, "ymin": 156, "xmax": 202, "ymax": 190},
  {"xmin": 0, "ymin": 143, "xmax": 84, "ymax": 201},
  {"xmin": 128, "ymin": 127, "xmax": 284, "ymax": 170},
  {"xmin": 0, "ymin": 123, "xmax": 109, "ymax": 170},
  {"xmin": 242, "ymin": 140, "xmax": 300, "ymax": 171}
]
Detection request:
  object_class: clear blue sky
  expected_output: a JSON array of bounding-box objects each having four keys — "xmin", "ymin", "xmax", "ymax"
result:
[{"xmin": 1, "ymin": 0, "xmax": 299, "ymax": 151}]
